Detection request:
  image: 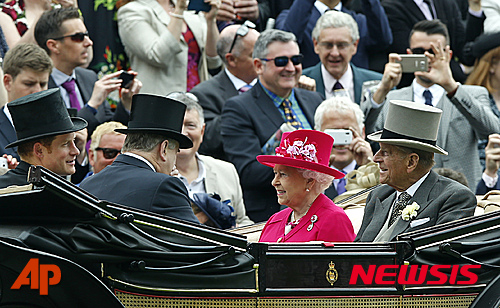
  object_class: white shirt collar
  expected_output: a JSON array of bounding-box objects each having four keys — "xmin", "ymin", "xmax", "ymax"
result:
[
  {"xmin": 412, "ymin": 79, "xmax": 445, "ymax": 107},
  {"xmin": 3, "ymin": 104, "xmax": 13, "ymax": 127},
  {"xmin": 314, "ymin": 0, "xmax": 341, "ymax": 14},
  {"xmin": 123, "ymin": 152, "xmax": 156, "ymax": 172},
  {"xmin": 395, "ymin": 171, "xmax": 431, "ymax": 199},
  {"xmin": 322, "ymin": 63, "xmax": 355, "ymax": 101},
  {"xmin": 51, "ymin": 67, "xmax": 76, "ymax": 87},
  {"xmin": 225, "ymin": 68, "xmax": 257, "ymax": 91}
]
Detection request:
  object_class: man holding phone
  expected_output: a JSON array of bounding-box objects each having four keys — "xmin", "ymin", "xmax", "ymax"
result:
[
  {"xmin": 314, "ymin": 96, "xmax": 373, "ymax": 199},
  {"xmin": 363, "ymin": 20, "xmax": 500, "ymax": 189}
]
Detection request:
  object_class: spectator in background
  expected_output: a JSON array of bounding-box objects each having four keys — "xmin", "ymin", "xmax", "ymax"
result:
[
  {"xmin": 190, "ymin": 22, "xmax": 259, "ymax": 161},
  {"xmin": 483, "ymin": 0, "xmax": 500, "ymax": 33},
  {"xmin": 465, "ymin": 32, "xmax": 500, "ymax": 170},
  {"xmin": 275, "ymin": 0, "xmax": 392, "ymax": 70},
  {"xmin": 86, "ymin": 121, "xmax": 127, "ymax": 178},
  {"xmin": 169, "ymin": 92, "xmax": 253, "ymax": 226},
  {"xmin": 477, "ymin": 134, "xmax": 500, "ymax": 195},
  {"xmin": 216, "ymin": 0, "xmax": 271, "ymax": 32},
  {"xmin": 117, "ymin": 0, "xmax": 222, "ymax": 94},
  {"xmin": 221, "ymin": 30, "xmax": 324, "ymax": 222},
  {"xmin": 303, "ymin": 10, "xmax": 382, "ymax": 104},
  {"xmin": 1, "ymin": 43, "xmax": 53, "ymax": 161},
  {"xmin": 34, "ymin": 8, "xmax": 140, "ymax": 137}
]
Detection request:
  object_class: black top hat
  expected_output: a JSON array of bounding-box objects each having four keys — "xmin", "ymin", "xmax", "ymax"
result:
[
  {"xmin": 115, "ymin": 94, "xmax": 193, "ymax": 149},
  {"xmin": 6, "ymin": 88, "xmax": 87, "ymax": 148}
]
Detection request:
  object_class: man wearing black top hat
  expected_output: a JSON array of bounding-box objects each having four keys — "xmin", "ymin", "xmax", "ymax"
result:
[
  {"xmin": 0, "ymin": 88, "xmax": 88, "ymax": 189},
  {"xmin": 80, "ymin": 94, "xmax": 199, "ymax": 224}
]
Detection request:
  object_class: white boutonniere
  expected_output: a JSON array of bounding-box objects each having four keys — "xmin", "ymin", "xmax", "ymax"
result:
[{"xmin": 401, "ymin": 202, "xmax": 420, "ymax": 221}]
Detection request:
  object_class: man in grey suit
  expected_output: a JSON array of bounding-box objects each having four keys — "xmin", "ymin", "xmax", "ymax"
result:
[
  {"xmin": 355, "ymin": 100, "xmax": 476, "ymax": 242},
  {"xmin": 190, "ymin": 22, "xmax": 260, "ymax": 161},
  {"xmin": 303, "ymin": 10, "xmax": 382, "ymax": 105},
  {"xmin": 363, "ymin": 20, "xmax": 500, "ymax": 189}
]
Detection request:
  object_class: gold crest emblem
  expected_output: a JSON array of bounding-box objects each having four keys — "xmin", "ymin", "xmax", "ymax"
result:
[{"xmin": 325, "ymin": 261, "xmax": 338, "ymax": 286}]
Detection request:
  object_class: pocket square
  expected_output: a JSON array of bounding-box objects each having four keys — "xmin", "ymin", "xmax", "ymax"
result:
[{"xmin": 410, "ymin": 217, "xmax": 430, "ymax": 228}]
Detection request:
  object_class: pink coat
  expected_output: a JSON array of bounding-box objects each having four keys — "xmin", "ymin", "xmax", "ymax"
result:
[{"xmin": 259, "ymin": 193, "xmax": 356, "ymax": 243}]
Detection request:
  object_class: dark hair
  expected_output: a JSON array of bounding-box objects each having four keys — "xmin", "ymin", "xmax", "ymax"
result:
[
  {"xmin": 34, "ymin": 8, "xmax": 81, "ymax": 55},
  {"xmin": 3, "ymin": 43, "xmax": 53, "ymax": 78},
  {"xmin": 409, "ymin": 19, "xmax": 450, "ymax": 46},
  {"xmin": 434, "ymin": 168, "xmax": 469, "ymax": 187},
  {"xmin": 17, "ymin": 136, "xmax": 56, "ymax": 158}
]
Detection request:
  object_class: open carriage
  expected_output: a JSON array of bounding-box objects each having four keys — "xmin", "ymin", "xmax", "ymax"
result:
[{"xmin": 0, "ymin": 166, "xmax": 498, "ymax": 307}]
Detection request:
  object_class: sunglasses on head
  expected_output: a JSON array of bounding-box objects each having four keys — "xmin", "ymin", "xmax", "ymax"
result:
[
  {"xmin": 96, "ymin": 147, "xmax": 121, "ymax": 159},
  {"xmin": 228, "ymin": 20, "xmax": 256, "ymax": 54},
  {"xmin": 52, "ymin": 31, "xmax": 89, "ymax": 42},
  {"xmin": 260, "ymin": 54, "xmax": 304, "ymax": 67}
]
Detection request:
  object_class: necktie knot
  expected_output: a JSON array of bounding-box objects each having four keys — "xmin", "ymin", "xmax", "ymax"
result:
[
  {"xmin": 61, "ymin": 79, "xmax": 81, "ymax": 110},
  {"xmin": 423, "ymin": 89, "xmax": 433, "ymax": 106},
  {"xmin": 389, "ymin": 192, "xmax": 412, "ymax": 226},
  {"xmin": 333, "ymin": 81, "xmax": 343, "ymax": 91},
  {"xmin": 239, "ymin": 84, "xmax": 252, "ymax": 94}
]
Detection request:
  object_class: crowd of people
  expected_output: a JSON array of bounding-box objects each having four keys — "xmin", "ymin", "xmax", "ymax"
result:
[{"xmin": 0, "ymin": 0, "xmax": 499, "ymax": 243}]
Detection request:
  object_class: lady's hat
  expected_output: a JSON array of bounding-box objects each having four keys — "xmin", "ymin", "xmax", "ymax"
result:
[
  {"xmin": 115, "ymin": 94, "xmax": 193, "ymax": 149},
  {"xmin": 257, "ymin": 129, "xmax": 345, "ymax": 179},
  {"xmin": 368, "ymin": 100, "xmax": 447, "ymax": 155},
  {"xmin": 6, "ymin": 88, "xmax": 87, "ymax": 148}
]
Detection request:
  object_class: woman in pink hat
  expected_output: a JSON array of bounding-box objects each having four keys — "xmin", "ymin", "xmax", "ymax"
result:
[{"xmin": 257, "ymin": 130, "xmax": 355, "ymax": 243}]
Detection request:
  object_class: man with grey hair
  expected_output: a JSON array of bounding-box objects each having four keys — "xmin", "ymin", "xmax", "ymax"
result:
[
  {"xmin": 275, "ymin": 0, "xmax": 392, "ymax": 69},
  {"xmin": 303, "ymin": 10, "xmax": 383, "ymax": 104},
  {"xmin": 80, "ymin": 94, "xmax": 199, "ymax": 223},
  {"xmin": 190, "ymin": 23, "xmax": 260, "ymax": 161},
  {"xmin": 221, "ymin": 29, "xmax": 324, "ymax": 222},
  {"xmin": 169, "ymin": 92, "xmax": 254, "ymax": 226},
  {"xmin": 314, "ymin": 96, "xmax": 373, "ymax": 199}
]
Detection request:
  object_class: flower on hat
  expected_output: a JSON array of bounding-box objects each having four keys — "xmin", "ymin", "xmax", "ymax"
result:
[
  {"xmin": 401, "ymin": 202, "xmax": 420, "ymax": 221},
  {"xmin": 276, "ymin": 137, "xmax": 318, "ymax": 163}
]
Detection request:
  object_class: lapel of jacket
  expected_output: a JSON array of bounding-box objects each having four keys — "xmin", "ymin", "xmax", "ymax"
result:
[
  {"xmin": 368, "ymin": 191, "xmax": 396, "ymax": 236},
  {"xmin": 0, "ymin": 107, "xmax": 16, "ymax": 144},
  {"xmin": 252, "ymin": 83, "xmax": 288, "ymax": 128},
  {"xmin": 389, "ymin": 171, "xmax": 438, "ymax": 239},
  {"xmin": 435, "ymin": 93, "xmax": 451, "ymax": 148},
  {"xmin": 74, "ymin": 68, "xmax": 92, "ymax": 103},
  {"xmin": 351, "ymin": 64, "xmax": 362, "ymax": 104},
  {"xmin": 219, "ymin": 70, "xmax": 239, "ymax": 98},
  {"xmin": 146, "ymin": 0, "xmax": 171, "ymax": 28},
  {"xmin": 407, "ymin": 0, "xmax": 427, "ymax": 20},
  {"xmin": 200, "ymin": 156, "xmax": 218, "ymax": 194},
  {"xmin": 308, "ymin": 63, "xmax": 325, "ymax": 96}
]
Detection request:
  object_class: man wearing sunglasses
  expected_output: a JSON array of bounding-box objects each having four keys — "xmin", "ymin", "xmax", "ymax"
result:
[
  {"xmin": 34, "ymin": 8, "xmax": 141, "ymax": 138},
  {"xmin": 190, "ymin": 22, "xmax": 260, "ymax": 161},
  {"xmin": 304, "ymin": 10, "xmax": 383, "ymax": 104},
  {"xmin": 221, "ymin": 29, "xmax": 324, "ymax": 223},
  {"xmin": 364, "ymin": 20, "xmax": 500, "ymax": 190},
  {"xmin": 84, "ymin": 121, "xmax": 127, "ymax": 181}
]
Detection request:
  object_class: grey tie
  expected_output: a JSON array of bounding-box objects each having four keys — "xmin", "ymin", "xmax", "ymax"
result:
[{"xmin": 389, "ymin": 192, "xmax": 411, "ymax": 226}]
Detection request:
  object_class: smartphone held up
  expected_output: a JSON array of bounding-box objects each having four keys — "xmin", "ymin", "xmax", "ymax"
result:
[{"xmin": 324, "ymin": 129, "xmax": 353, "ymax": 146}]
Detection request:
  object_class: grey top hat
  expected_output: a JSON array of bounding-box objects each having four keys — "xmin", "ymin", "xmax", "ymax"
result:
[
  {"xmin": 368, "ymin": 100, "xmax": 448, "ymax": 155},
  {"xmin": 6, "ymin": 88, "xmax": 87, "ymax": 149}
]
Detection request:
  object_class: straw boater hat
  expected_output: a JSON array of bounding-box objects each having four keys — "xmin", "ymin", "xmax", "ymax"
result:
[
  {"xmin": 257, "ymin": 129, "xmax": 345, "ymax": 179},
  {"xmin": 115, "ymin": 94, "xmax": 193, "ymax": 149},
  {"xmin": 368, "ymin": 100, "xmax": 448, "ymax": 155},
  {"xmin": 6, "ymin": 88, "xmax": 87, "ymax": 148}
]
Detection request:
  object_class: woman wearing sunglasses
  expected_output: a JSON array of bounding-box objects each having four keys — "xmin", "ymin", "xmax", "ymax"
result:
[{"xmin": 116, "ymin": 0, "xmax": 222, "ymax": 94}]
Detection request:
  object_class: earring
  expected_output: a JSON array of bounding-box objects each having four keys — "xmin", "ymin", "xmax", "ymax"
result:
[{"xmin": 306, "ymin": 188, "xmax": 310, "ymax": 192}]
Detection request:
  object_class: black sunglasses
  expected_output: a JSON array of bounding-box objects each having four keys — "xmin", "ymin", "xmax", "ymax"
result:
[
  {"xmin": 410, "ymin": 47, "xmax": 435, "ymax": 55},
  {"xmin": 260, "ymin": 54, "xmax": 304, "ymax": 67},
  {"xmin": 228, "ymin": 20, "xmax": 256, "ymax": 54},
  {"xmin": 96, "ymin": 147, "xmax": 121, "ymax": 159},
  {"xmin": 52, "ymin": 31, "xmax": 89, "ymax": 43}
]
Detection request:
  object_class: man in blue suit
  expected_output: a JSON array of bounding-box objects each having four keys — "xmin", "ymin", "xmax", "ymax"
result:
[
  {"xmin": 1, "ymin": 43, "xmax": 53, "ymax": 161},
  {"xmin": 275, "ymin": 0, "xmax": 392, "ymax": 70},
  {"xmin": 303, "ymin": 10, "xmax": 382, "ymax": 105}
]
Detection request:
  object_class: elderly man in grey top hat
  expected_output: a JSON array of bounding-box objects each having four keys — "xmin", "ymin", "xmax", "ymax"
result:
[
  {"xmin": 355, "ymin": 100, "xmax": 476, "ymax": 242},
  {"xmin": 80, "ymin": 94, "xmax": 199, "ymax": 224},
  {"xmin": 0, "ymin": 88, "xmax": 88, "ymax": 189}
]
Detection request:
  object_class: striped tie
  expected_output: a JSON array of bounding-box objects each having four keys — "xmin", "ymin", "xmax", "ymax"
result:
[{"xmin": 282, "ymin": 99, "xmax": 303, "ymax": 129}]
